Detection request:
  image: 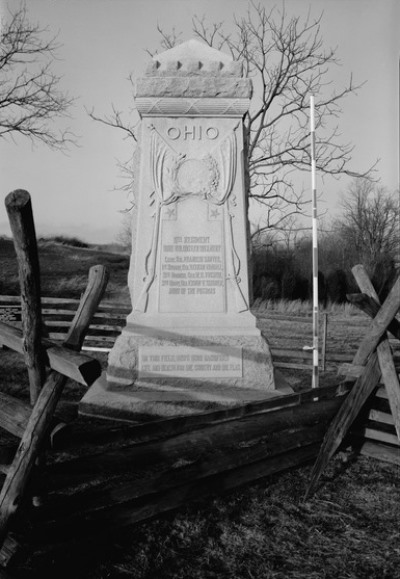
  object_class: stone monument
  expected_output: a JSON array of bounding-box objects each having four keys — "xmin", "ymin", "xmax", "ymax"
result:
[{"xmin": 80, "ymin": 40, "xmax": 291, "ymax": 420}]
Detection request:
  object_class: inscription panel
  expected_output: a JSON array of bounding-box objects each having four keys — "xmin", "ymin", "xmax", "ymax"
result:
[
  {"xmin": 138, "ymin": 346, "xmax": 243, "ymax": 378},
  {"xmin": 159, "ymin": 199, "xmax": 225, "ymax": 313}
]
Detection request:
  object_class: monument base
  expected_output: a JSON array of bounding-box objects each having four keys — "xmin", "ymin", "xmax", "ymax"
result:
[
  {"xmin": 79, "ymin": 369, "xmax": 293, "ymax": 422},
  {"xmin": 79, "ymin": 325, "xmax": 293, "ymax": 422}
]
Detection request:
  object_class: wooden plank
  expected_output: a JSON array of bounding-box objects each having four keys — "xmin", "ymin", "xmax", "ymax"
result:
[
  {"xmin": 271, "ymin": 361, "xmax": 312, "ymax": 370},
  {"xmin": 0, "ymin": 296, "xmax": 123, "ymax": 311},
  {"xmin": 351, "ymin": 266, "xmax": 400, "ymax": 441},
  {"xmin": 29, "ymin": 443, "xmax": 321, "ymax": 544},
  {"xmin": 0, "ymin": 265, "xmax": 109, "ymax": 549},
  {"xmin": 356, "ymin": 440, "xmax": 400, "ymax": 465},
  {"xmin": 351, "ymin": 263, "xmax": 400, "ymax": 328},
  {"xmin": 0, "ymin": 374, "xmax": 69, "ymax": 548},
  {"xmin": 82, "ymin": 346, "xmax": 111, "ymax": 353},
  {"xmin": 42, "ymin": 309, "xmax": 127, "ymax": 322},
  {"xmin": 270, "ymin": 348, "xmax": 354, "ymax": 363},
  {"xmin": 48, "ymin": 332, "xmax": 113, "ymax": 342},
  {"xmin": 255, "ymin": 313, "xmax": 314, "ymax": 323},
  {"xmin": 373, "ymin": 343, "xmax": 400, "ymax": 440},
  {"xmin": 0, "ymin": 388, "xmax": 81, "ymax": 440},
  {"xmin": 43, "ymin": 321, "xmax": 123, "ymax": 332},
  {"xmin": 271, "ymin": 348, "xmax": 312, "ymax": 359},
  {"xmin": 35, "ymin": 423, "xmax": 329, "ymax": 522},
  {"xmin": 0, "ymin": 296, "xmax": 77, "ymax": 306},
  {"xmin": 306, "ymin": 271, "xmax": 400, "ymax": 497},
  {"xmin": 0, "ymin": 534, "xmax": 25, "ymax": 571},
  {"xmin": 350, "ymin": 275, "xmax": 400, "ymax": 367},
  {"xmin": 42, "ymin": 344, "xmax": 101, "ymax": 386},
  {"xmin": 0, "ymin": 393, "xmax": 30, "ymax": 438},
  {"xmin": 353, "ymin": 427, "xmax": 400, "ymax": 447},
  {"xmin": 0, "ymin": 295, "xmax": 21, "ymax": 307},
  {"xmin": 0, "ymin": 296, "xmax": 130, "ymax": 316},
  {"xmin": 0, "ymin": 565, "xmax": 17, "ymax": 579},
  {"xmin": 5, "ymin": 190, "xmax": 44, "ymax": 405},
  {"xmin": 55, "ymin": 383, "xmax": 350, "ymax": 453},
  {"xmin": 0, "ymin": 322, "xmax": 101, "ymax": 386},
  {"xmin": 38, "ymin": 396, "xmax": 345, "ymax": 489},
  {"xmin": 305, "ymin": 352, "xmax": 382, "ymax": 499},
  {"xmin": 376, "ymin": 386, "xmax": 388, "ymax": 399},
  {"xmin": 0, "ymin": 447, "xmax": 17, "ymax": 475},
  {"xmin": 368, "ymin": 409, "xmax": 394, "ymax": 425},
  {"xmin": 347, "ymin": 293, "xmax": 400, "ymax": 340},
  {"xmin": 337, "ymin": 363, "xmax": 367, "ymax": 378},
  {"xmin": 340, "ymin": 361, "xmax": 400, "ymax": 378}
]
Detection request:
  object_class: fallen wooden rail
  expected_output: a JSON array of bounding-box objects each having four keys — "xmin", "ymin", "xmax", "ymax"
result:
[
  {"xmin": 305, "ymin": 266, "xmax": 400, "ymax": 498},
  {"xmin": 0, "ymin": 321, "xmax": 101, "ymax": 385},
  {"xmin": 0, "ymin": 265, "xmax": 109, "ymax": 550},
  {"xmin": 18, "ymin": 383, "xmax": 352, "ymax": 546},
  {"xmin": 0, "ymin": 190, "xmax": 109, "ymax": 575},
  {"xmin": 5, "ymin": 190, "xmax": 44, "ymax": 405}
]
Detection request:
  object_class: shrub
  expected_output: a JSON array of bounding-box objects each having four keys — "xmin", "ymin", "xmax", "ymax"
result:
[
  {"xmin": 326, "ymin": 269, "xmax": 349, "ymax": 303},
  {"xmin": 43, "ymin": 235, "xmax": 89, "ymax": 248}
]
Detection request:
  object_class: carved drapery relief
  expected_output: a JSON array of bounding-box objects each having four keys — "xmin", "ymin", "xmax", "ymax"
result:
[{"xmin": 134, "ymin": 124, "xmax": 248, "ymax": 313}]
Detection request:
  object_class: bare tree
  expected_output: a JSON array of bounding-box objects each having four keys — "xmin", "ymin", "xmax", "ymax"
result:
[
  {"xmin": 91, "ymin": 2, "xmax": 376, "ymax": 239},
  {"xmin": 251, "ymin": 213, "xmax": 309, "ymax": 253},
  {"xmin": 115, "ymin": 211, "xmax": 133, "ymax": 253},
  {"xmin": 87, "ymin": 99, "xmax": 139, "ymax": 196},
  {"xmin": 334, "ymin": 179, "xmax": 399, "ymax": 275},
  {"xmin": 159, "ymin": 3, "xmax": 376, "ymax": 228},
  {"xmin": 0, "ymin": 4, "xmax": 74, "ymax": 149}
]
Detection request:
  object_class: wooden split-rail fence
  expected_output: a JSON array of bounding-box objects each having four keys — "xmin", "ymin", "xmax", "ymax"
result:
[
  {"xmin": 3, "ymin": 295, "xmax": 396, "ymax": 372},
  {"xmin": 0, "ymin": 190, "xmax": 399, "ymax": 577}
]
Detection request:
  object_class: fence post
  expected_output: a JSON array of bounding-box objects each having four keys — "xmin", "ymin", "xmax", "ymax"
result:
[
  {"xmin": 321, "ymin": 313, "xmax": 328, "ymax": 371},
  {"xmin": 5, "ymin": 190, "xmax": 44, "ymax": 405}
]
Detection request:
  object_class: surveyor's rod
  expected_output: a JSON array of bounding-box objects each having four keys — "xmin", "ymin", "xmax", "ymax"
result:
[{"xmin": 310, "ymin": 95, "xmax": 319, "ymax": 389}]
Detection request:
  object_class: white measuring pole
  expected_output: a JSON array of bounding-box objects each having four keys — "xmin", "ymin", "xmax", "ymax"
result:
[{"xmin": 310, "ymin": 95, "xmax": 319, "ymax": 389}]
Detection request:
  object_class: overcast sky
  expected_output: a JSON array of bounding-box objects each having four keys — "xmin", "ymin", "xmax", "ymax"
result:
[{"xmin": 0, "ymin": 0, "xmax": 399, "ymax": 244}]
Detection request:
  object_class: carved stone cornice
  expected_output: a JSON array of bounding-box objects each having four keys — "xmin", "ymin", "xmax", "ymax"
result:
[
  {"xmin": 135, "ymin": 39, "xmax": 252, "ymax": 118},
  {"xmin": 136, "ymin": 77, "xmax": 252, "ymax": 99},
  {"xmin": 145, "ymin": 58, "xmax": 243, "ymax": 77},
  {"xmin": 136, "ymin": 97, "xmax": 251, "ymax": 117}
]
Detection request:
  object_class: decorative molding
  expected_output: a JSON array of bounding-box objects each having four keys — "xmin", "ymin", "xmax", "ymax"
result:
[
  {"xmin": 145, "ymin": 59, "xmax": 243, "ymax": 77},
  {"xmin": 136, "ymin": 97, "xmax": 250, "ymax": 117},
  {"xmin": 136, "ymin": 77, "xmax": 252, "ymax": 99}
]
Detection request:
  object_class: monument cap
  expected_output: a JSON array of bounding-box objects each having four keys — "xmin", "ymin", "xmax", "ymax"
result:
[
  {"xmin": 136, "ymin": 38, "xmax": 252, "ymax": 112},
  {"xmin": 145, "ymin": 39, "xmax": 242, "ymax": 77}
]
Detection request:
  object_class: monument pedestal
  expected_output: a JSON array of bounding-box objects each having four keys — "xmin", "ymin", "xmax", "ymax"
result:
[
  {"xmin": 79, "ymin": 40, "xmax": 293, "ymax": 422},
  {"xmin": 80, "ymin": 319, "xmax": 292, "ymax": 420}
]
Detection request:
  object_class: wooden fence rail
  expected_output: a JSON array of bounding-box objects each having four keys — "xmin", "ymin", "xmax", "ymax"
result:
[{"xmin": 3, "ymin": 295, "xmax": 398, "ymax": 371}]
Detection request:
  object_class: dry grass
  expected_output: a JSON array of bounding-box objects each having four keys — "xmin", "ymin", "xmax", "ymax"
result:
[
  {"xmin": 19, "ymin": 452, "xmax": 400, "ymax": 579},
  {"xmin": 0, "ymin": 238, "xmax": 129, "ymax": 299},
  {"xmin": 252, "ymin": 298, "xmax": 360, "ymax": 318}
]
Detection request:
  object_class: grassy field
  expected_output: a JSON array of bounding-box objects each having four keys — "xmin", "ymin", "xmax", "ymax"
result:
[
  {"xmin": 0, "ymin": 237, "xmax": 130, "ymax": 302},
  {"xmin": 1, "ymin": 238, "xmax": 399, "ymax": 578}
]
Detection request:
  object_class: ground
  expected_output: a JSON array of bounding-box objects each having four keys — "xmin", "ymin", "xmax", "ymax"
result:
[
  {"xmin": 0, "ymin": 239, "xmax": 399, "ymax": 578},
  {"xmin": 19, "ymin": 445, "xmax": 400, "ymax": 579}
]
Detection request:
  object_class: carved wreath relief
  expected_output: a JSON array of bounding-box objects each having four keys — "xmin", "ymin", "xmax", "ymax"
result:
[{"xmin": 134, "ymin": 122, "xmax": 248, "ymax": 314}]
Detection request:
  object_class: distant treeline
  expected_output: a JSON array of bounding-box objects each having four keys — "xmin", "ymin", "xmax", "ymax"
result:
[
  {"xmin": 252, "ymin": 181, "xmax": 400, "ymax": 304},
  {"xmin": 252, "ymin": 236, "xmax": 398, "ymax": 305}
]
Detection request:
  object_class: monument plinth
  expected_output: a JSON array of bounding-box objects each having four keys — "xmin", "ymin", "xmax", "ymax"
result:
[{"xmin": 80, "ymin": 40, "xmax": 291, "ymax": 421}]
